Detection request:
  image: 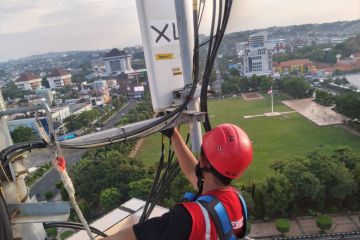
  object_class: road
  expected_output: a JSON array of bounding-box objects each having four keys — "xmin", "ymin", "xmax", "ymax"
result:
[{"xmin": 29, "ymin": 99, "xmax": 137, "ymax": 201}]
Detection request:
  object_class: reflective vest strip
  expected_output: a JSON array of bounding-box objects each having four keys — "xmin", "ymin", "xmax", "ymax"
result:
[{"xmin": 196, "ymin": 201, "xmax": 211, "ymax": 240}]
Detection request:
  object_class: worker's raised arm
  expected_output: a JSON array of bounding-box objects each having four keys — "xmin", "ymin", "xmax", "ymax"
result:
[{"xmin": 170, "ymin": 128, "xmax": 198, "ymax": 189}]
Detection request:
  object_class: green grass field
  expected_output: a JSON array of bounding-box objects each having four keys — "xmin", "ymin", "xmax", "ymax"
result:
[{"xmin": 135, "ymin": 95, "xmax": 360, "ymax": 183}]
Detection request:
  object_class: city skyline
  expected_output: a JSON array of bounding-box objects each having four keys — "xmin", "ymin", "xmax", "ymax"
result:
[{"xmin": 0, "ymin": 0, "xmax": 359, "ymax": 62}]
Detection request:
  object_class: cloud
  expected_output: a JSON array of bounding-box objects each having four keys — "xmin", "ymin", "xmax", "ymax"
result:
[
  {"xmin": 0, "ymin": 0, "xmax": 359, "ymax": 61},
  {"xmin": 0, "ymin": 2, "xmax": 141, "ymax": 61}
]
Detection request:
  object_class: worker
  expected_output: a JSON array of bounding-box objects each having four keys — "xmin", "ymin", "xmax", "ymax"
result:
[{"xmin": 103, "ymin": 123, "xmax": 253, "ymax": 240}]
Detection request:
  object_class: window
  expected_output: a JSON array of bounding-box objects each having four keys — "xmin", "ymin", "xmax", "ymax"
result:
[{"xmin": 110, "ymin": 60, "xmax": 121, "ymax": 71}]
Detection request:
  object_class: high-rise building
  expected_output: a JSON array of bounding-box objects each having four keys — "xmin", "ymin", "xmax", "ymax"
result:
[
  {"xmin": 103, "ymin": 48, "xmax": 133, "ymax": 76},
  {"xmin": 238, "ymin": 32, "xmax": 273, "ymax": 77}
]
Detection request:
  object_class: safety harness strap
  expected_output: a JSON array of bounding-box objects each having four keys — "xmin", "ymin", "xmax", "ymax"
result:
[{"xmin": 197, "ymin": 195, "xmax": 236, "ymax": 240}]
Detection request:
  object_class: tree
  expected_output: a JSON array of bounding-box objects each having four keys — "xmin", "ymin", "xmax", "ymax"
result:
[
  {"xmin": 100, "ymin": 188, "xmax": 123, "ymax": 212},
  {"xmin": 63, "ymin": 109, "xmax": 101, "ymax": 131},
  {"xmin": 71, "ymin": 154, "xmax": 150, "ymax": 220},
  {"xmin": 281, "ymin": 77, "xmax": 312, "ymax": 99},
  {"xmin": 335, "ymin": 92, "xmax": 360, "ymax": 120},
  {"xmin": 10, "ymin": 126, "xmax": 37, "ymax": 143},
  {"xmin": 44, "ymin": 190, "xmax": 54, "ymax": 200},
  {"xmin": 316, "ymin": 215, "xmax": 332, "ymax": 233},
  {"xmin": 315, "ymin": 89, "xmax": 335, "ymax": 106},
  {"xmin": 1, "ymin": 82, "xmax": 31, "ymax": 100},
  {"xmin": 256, "ymin": 174, "xmax": 294, "ymax": 217},
  {"xmin": 308, "ymin": 150, "xmax": 357, "ymax": 208},
  {"xmin": 63, "ymin": 115, "xmax": 82, "ymax": 132},
  {"xmin": 129, "ymin": 178, "xmax": 153, "ymax": 200},
  {"xmin": 275, "ymin": 219, "xmax": 291, "ymax": 236},
  {"xmin": 282, "ymin": 158, "xmax": 322, "ymax": 200}
]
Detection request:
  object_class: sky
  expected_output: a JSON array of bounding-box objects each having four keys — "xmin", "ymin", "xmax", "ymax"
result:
[{"xmin": 0, "ymin": 0, "xmax": 359, "ymax": 62}]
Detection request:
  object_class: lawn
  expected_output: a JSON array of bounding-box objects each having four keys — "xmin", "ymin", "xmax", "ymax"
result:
[{"xmin": 135, "ymin": 95, "xmax": 360, "ymax": 183}]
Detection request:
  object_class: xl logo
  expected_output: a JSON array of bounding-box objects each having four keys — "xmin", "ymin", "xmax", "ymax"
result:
[{"xmin": 150, "ymin": 20, "xmax": 179, "ymax": 47}]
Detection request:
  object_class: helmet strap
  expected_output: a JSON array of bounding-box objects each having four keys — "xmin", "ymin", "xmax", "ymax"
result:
[{"xmin": 195, "ymin": 164, "xmax": 204, "ymax": 195}]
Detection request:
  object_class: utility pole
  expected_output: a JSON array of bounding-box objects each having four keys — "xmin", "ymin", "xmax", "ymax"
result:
[{"xmin": 174, "ymin": 0, "xmax": 202, "ymax": 152}]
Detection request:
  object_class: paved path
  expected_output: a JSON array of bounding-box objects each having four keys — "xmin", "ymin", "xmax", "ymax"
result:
[
  {"xmin": 249, "ymin": 214, "xmax": 360, "ymax": 239},
  {"xmin": 29, "ymin": 100, "xmax": 137, "ymax": 201},
  {"xmin": 282, "ymin": 98, "xmax": 346, "ymax": 126}
]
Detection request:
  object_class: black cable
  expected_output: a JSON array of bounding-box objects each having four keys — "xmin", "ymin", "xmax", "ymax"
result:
[
  {"xmin": 200, "ymin": 0, "xmax": 233, "ymax": 132},
  {"xmin": 200, "ymin": 0, "xmax": 218, "ymax": 132},
  {"xmin": 43, "ymin": 222, "xmax": 108, "ymax": 237},
  {"xmin": 0, "ymin": 190, "xmax": 14, "ymax": 240},
  {"xmin": 141, "ymin": 133, "xmax": 190, "ymax": 221},
  {"xmin": 139, "ymin": 136, "xmax": 166, "ymax": 222},
  {"xmin": 0, "ymin": 141, "xmax": 47, "ymax": 166},
  {"xmin": 0, "ymin": 141, "xmax": 47, "ymax": 179}
]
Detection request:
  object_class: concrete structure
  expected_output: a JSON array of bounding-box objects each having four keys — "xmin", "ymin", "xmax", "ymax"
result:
[
  {"xmin": 8, "ymin": 117, "xmax": 47, "ymax": 134},
  {"xmin": 51, "ymin": 106, "xmax": 70, "ymax": 123},
  {"xmin": 69, "ymin": 103, "xmax": 93, "ymax": 115},
  {"xmin": 47, "ymin": 69, "xmax": 72, "ymax": 89},
  {"xmin": 68, "ymin": 198, "xmax": 168, "ymax": 240},
  {"xmin": 103, "ymin": 48, "xmax": 133, "ymax": 76},
  {"xmin": 0, "ymin": 90, "xmax": 13, "ymax": 150},
  {"xmin": 36, "ymin": 89, "xmax": 54, "ymax": 106},
  {"xmin": 15, "ymin": 72, "xmax": 42, "ymax": 91},
  {"xmin": 238, "ymin": 32, "xmax": 273, "ymax": 77},
  {"xmin": 8, "ymin": 106, "xmax": 69, "ymax": 134}
]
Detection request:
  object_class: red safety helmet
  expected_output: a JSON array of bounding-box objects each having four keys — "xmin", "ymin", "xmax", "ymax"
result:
[{"xmin": 201, "ymin": 124, "xmax": 253, "ymax": 179}]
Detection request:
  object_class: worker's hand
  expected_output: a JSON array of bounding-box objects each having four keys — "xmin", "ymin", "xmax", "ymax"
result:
[{"xmin": 161, "ymin": 127, "xmax": 174, "ymax": 139}]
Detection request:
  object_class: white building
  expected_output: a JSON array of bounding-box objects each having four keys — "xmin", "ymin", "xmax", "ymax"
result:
[
  {"xmin": 51, "ymin": 106, "xmax": 71, "ymax": 123},
  {"xmin": 15, "ymin": 72, "xmax": 42, "ymax": 91},
  {"xmin": 238, "ymin": 32, "xmax": 273, "ymax": 77},
  {"xmin": 92, "ymin": 80, "xmax": 111, "ymax": 104},
  {"xmin": 103, "ymin": 48, "xmax": 133, "ymax": 75},
  {"xmin": 47, "ymin": 69, "xmax": 72, "ymax": 89}
]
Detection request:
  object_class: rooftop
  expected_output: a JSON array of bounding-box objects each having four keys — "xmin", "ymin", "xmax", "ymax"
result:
[
  {"xmin": 104, "ymin": 48, "xmax": 128, "ymax": 58},
  {"xmin": 279, "ymin": 59, "xmax": 313, "ymax": 67},
  {"xmin": 16, "ymin": 72, "xmax": 41, "ymax": 82},
  {"xmin": 48, "ymin": 69, "xmax": 71, "ymax": 77}
]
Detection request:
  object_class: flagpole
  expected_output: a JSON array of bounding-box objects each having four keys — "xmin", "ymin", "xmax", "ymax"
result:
[{"xmin": 271, "ymin": 86, "xmax": 274, "ymax": 113}]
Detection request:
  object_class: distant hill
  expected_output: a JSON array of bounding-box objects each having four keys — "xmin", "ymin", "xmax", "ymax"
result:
[{"xmin": 220, "ymin": 19, "xmax": 360, "ymax": 55}]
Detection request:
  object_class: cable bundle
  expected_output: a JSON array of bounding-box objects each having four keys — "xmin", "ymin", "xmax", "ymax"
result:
[
  {"xmin": 200, "ymin": 0, "xmax": 234, "ymax": 132},
  {"xmin": 139, "ymin": 133, "xmax": 190, "ymax": 222}
]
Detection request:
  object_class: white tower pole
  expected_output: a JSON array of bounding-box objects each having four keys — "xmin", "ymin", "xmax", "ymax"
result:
[
  {"xmin": 271, "ymin": 86, "xmax": 274, "ymax": 113},
  {"xmin": 174, "ymin": 0, "xmax": 202, "ymax": 152}
]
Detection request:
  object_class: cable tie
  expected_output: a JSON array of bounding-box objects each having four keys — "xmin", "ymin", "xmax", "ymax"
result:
[{"xmin": 122, "ymin": 128, "xmax": 127, "ymax": 142}]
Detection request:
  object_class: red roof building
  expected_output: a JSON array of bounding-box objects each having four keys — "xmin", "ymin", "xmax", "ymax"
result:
[
  {"xmin": 274, "ymin": 59, "xmax": 314, "ymax": 75},
  {"xmin": 15, "ymin": 72, "xmax": 42, "ymax": 91}
]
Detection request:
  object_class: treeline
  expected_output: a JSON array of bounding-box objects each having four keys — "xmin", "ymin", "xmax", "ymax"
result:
[
  {"xmin": 119, "ymin": 100, "xmax": 153, "ymax": 125},
  {"xmin": 63, "ymin": 142, "xmax": 192, "ymax": 221},
  {"xmin": 221, "ymin": 71, "xmax": 273, "ymax": 94},
  {"xmin": 64, "ymin": 109, "xmax": 101, "ymax": 132},
  {"xmin": 250, "ymin": 147, "xmax": 360, "ymax": 218},
  {"xmin": 273, "ymin": 34, "xmax": 360, "ymax": 64},
  {"xmin": 222, "ymin": 72, "xmax": 313, "ymax": 99},
  {"xmin": 65, "ymin": 144, "xmax": 360, "ymax": 222}
]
